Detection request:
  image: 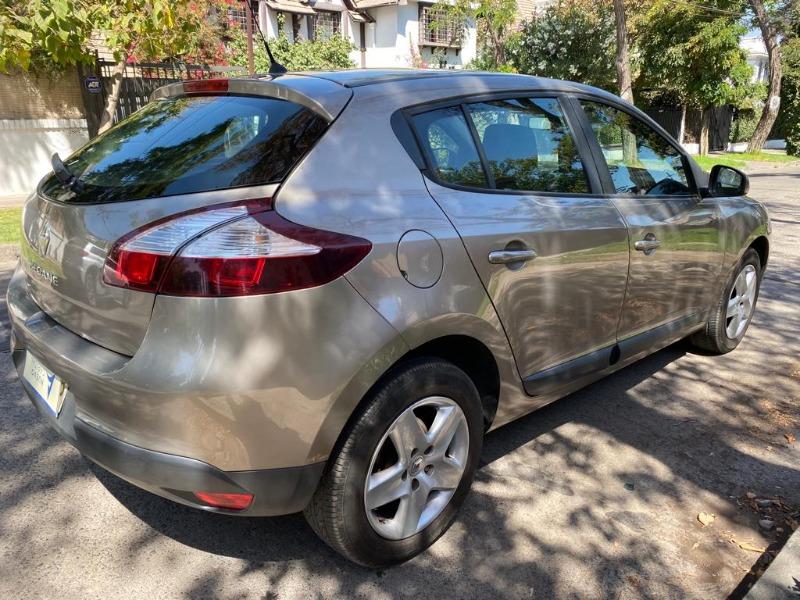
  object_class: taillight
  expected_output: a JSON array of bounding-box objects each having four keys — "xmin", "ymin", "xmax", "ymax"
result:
[
  {"xmin": 193, "ymin": 491, "xmax": 253, "ymax": 510},
  {"xmin": 103, "ymin": 200, "xmax": 371, "ymax": 297}
]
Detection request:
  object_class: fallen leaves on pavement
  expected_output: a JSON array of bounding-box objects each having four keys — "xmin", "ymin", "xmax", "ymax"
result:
[
  {"xmin": 737, "ymin": 541, "xmax": 767, "ymax": 553},
  {"xmin": 697, "ymin": 512, "xmax": 716, "ymax": 526}
]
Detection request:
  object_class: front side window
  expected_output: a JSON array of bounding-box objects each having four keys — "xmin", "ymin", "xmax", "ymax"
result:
[
  {"xmin": 581, "ymin": 101, "xmax": 692, "ymax": 196},
  {"xmin": 41, "ymin": 95, "xmax": 327, "ymax": 204},
  {"xmin": 412, "ymin": 106, "xmax": 489, "ymax": 188},
  {"xmin": 465, "ymin": 97, "xmax": 590, "ymax": 194}
]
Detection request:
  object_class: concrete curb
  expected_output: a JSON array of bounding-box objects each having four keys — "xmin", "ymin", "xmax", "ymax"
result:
[{"xmin": 745, "ymin": 528, "xmax": 800, "ymax": 599}]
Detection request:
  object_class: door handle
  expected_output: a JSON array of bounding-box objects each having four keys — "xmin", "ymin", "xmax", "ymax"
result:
[
  {"xmin": 488, "ymin": 248, "xmax": 538, "ymax": 264},
  {"xmin": 634, "ymin": 237, "xmax": 661, "ymax": 255}
]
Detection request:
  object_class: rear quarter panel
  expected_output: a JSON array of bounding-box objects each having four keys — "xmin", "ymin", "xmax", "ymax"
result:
[{"xmin": 274, "ymin": 82, "xmax": 535, "ymax": 433}]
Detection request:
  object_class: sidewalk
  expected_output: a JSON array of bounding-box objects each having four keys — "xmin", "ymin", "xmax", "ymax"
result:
[
  {"xmin": 0, "ymin": 194, "xmax": 27, "ymax": 208},
  {"xmin": 745, "ymin": 529, "xmax": 800, "ymax": 599}
]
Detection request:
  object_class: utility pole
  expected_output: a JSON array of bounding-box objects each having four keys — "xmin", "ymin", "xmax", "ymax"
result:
[{"xmin": 244, "ymin": 0, "xmax": 255, "ymax": 75}]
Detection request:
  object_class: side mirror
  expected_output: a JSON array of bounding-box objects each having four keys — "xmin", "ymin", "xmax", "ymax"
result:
[{"xmin": 708, "ymin": 165, "xmax": 749, "ymax": 197}]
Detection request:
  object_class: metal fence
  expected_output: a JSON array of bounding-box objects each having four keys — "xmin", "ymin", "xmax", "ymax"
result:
[
  {"xmin": 78, "ymin": 58, "xmax": 246, "ymax": 137},
  {"xmin": 645, "ymin": 106, "xmax": 733, "ymax": 151}
]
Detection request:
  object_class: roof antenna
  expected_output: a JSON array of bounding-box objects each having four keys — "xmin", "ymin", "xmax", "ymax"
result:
[{"xmin": 246, "ymin": 2, "xmax": 287, "ymax": 75}]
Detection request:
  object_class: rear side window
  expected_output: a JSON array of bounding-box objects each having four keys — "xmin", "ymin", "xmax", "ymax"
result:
[
  {"xmin": 464, "ymin": 98, "xmax": 589, "ymax": 194},
  {"xmin": 41, "ymin": 95, "xmax": 328, "ymax": 204},
  {"xmin": 411, "ymin": 107, "xmax": 489, "ymax": 188}
]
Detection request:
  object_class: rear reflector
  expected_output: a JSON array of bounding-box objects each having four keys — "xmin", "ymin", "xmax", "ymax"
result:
[
  {"xmin": 103, "ymin": 200, "xmax": 372, "ymax": 297},
  {"xmin": 184, "ymin": 79, "xmax": 229, "ymax": 94},
  {"xmin": 193, "ymin": 491, "xmax": 253, "ymax": 511}
]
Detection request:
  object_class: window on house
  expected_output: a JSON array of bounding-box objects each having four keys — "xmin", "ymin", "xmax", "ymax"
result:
[
  {"xmin": 227, "ymin": 1, "xmax": 259, "ymax": 32},
  {"xmin": 313, "ymin": 11, "xmax": 341, "ymax": 40},
  {"xmin": 291, "ymin": 13, "xmax": 303, "ymax": 41},
  {"xmin": 419, "ymin": 4, "xmax": 462, "ymax": 48}
]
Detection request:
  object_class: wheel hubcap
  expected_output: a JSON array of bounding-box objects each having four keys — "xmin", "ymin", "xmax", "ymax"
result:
[
  {"xmin": 364, "ymin": 396, "xmax": 469, "ymax": 540},
  {"xmin": 726, "ymin": 264, "xmax": 757, "ymax": 339}
]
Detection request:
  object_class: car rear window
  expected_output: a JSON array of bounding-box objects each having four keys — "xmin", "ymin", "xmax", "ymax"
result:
[{"xmin": 40, "ymin": 95, "xmax": 328, "ymax": 204}]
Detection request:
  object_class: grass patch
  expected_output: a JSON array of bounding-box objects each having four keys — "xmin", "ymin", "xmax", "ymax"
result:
[
  {"xmin": 692, "ymin": 151, "xmax": 798, "ymax": 172},
  {"xmin": 0, "ymin": 207, "xmax": 22, "ymax": 245}
]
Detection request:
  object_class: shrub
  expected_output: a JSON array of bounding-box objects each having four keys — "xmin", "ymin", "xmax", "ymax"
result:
[
  {"xmin": 778, "ymin": 39, "xmax": 800, "ymax": 157},
  {"xmin": 730, "ymin": 110, "xmax": 760, "ymax": 143},
  {"xmin": 227, "ymin": 29, "xmax": 355, "ymax": 72},
  {"xmin": 508, "ymin": 0, "xmax": 616, "ymax": 91}
]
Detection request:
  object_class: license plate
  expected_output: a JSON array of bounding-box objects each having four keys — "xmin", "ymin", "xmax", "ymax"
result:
[{"xmin": 22, "ymin": 352, "xmax": 67, "ymax": 415}]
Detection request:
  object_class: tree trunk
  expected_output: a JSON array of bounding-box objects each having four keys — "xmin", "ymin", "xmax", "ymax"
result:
[
  {"xmin": 613, "ymin": 0, "xmax": 634, "ymax": 104},
  {"xmin": 678, "ymin": 104, "xmax": 687, "ymax": 146},
  {"xmin": 98, "ymin": 58, "xmax": 126, "ymax": 135},
  {"xmin": 747, "ymin": 0, "xmax": 782, "ymax": 153},
  {"xmin": 699, "ymin": 108, "xmax": 710, "ymax": 156},
  {"xmin": 244, "ymin": 0, "xmax": 256, "ymax": 76}
]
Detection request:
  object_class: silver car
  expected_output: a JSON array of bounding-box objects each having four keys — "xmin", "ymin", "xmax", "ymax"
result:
[{"xmin": 8, "ymin": 70, "xmax": 770, "ymax": 566}]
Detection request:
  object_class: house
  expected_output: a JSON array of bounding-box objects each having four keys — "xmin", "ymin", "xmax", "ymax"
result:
[
  {"xmin": 740, "ymin": 32, "xmax": 770, "ymax": 84},
  {"xmin": 242, "ymin": 0, "xmax": 477, "ymax": 68}
]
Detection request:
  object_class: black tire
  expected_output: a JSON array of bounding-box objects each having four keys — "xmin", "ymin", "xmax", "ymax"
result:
[
  {"xmin": 304, "ymin": 358, "xmax": 483, "ymax": 567},
  {"xmin": 690, "ymin": 248, "xmax": 762, "ymax": 354}
]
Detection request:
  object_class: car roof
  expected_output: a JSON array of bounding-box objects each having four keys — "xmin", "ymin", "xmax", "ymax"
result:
[
  {"xmin": 263, "ymin": 69, "xmax": 623, "ymax": 104},
  {"xmin": 289, "ymin": 69, "xmax": 503, "ymax": 88}
]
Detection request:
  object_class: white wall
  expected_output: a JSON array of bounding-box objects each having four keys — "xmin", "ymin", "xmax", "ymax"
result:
[
  {"xmin": 0, "ymin": 119, "xmax": 89, "ymax": 197},
  {"xmin": 741, "ymin": 35, "xmax": 769, "ymax": 83}
]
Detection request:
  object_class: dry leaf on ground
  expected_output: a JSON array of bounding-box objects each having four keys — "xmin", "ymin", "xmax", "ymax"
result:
[
  {"xmin": 738, "ymin": 541, "xmax": 766, "ymax": 553},
  {"xmin": 698, "ymin": 512, "xmax": 716, "ymax": 526},
  {"xmin": 785, "ymin": 433, "xmax": 797, "ymax": 445}
]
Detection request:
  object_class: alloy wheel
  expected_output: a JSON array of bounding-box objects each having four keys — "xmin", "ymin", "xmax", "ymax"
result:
[
  {"xmin": 364, "ymin": 396, "xmax": 469, "ymax": 540},
  {"xmin": 726, "ymin": 264, "xmax": 757, "ymax": 339}
]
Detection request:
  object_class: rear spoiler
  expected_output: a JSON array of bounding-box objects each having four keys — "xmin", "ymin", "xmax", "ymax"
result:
[{"xmin": 150, "ymin": 76, "xmax": 352, "ymax": 122}]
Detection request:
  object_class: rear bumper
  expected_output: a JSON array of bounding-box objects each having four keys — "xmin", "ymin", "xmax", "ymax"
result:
[
  {"xmin": 6, "ymin": 261, "xmax": 397, "ymax": 515},
  {"xmin": 6, "ymin": 260, "xmax": 399, "ymax": 474},
  {"xmin": 13, "ymin": 342, "xmax": 324, "ymax": 516}
]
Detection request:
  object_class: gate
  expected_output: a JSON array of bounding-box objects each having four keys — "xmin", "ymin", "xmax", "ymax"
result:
[
  {"xmin": 79, "ymin": 57, "xmax": 246, "ymax": 137},
  {"xmin": 644, "ymin": 106, "xmax": 733, "ymax": 152}
]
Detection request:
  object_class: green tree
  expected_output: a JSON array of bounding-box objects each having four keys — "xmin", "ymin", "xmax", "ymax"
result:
[
  {"xmin": 0, "ymin": 0, "xmax": 219, "ymax": 133},
  {"xmin": 509, "ymin": 0, "xmax": 618, "ymax": 92},
  {"xmin": 445, "ymin": 0, "xmax": 516, "ymax": 70},
  {"xmin": 94, "ymin": 0, "xmax": 211, "ymax": 132},
  {"xmin": 746, "ymin": 0, "xmax": 798, "ymax": 151},
  {"xmin": 778, "ymin": 36, "xmax": 800, "ymax": 155},
  {"xmin": 635, "ymin": 0, "xmax": 754, "ymax": 154},
  {"xmin": 0, "ymin": 0, "xmax": 94, "ymax": 72}
]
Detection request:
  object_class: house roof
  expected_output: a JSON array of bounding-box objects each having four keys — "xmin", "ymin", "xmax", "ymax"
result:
[
  {"xmin": 350, "ymin": 0, "xmax": 401, "ymax": 8},
  {"xmin": 265, "ymin": 0, "xmax": 316, "ymax": 14}
]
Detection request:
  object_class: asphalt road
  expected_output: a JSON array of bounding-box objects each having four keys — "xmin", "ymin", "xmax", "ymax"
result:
[{"xmin": 1, "ymin": 164, "xmax": 798, "ymax": 599}]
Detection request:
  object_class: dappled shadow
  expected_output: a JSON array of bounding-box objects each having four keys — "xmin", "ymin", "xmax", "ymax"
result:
[{"xmin": 0, "ymin": 165, "xmax": 798, "ymax": 597}]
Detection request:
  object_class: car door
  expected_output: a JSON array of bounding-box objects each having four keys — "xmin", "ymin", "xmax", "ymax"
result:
[
  {"xmin": 575, "ymin": 98, "xmax": 724, "ymax": 346},
  {"xmin": 408, "ymin": 95, "xmax": 630, "ymax": 396}
]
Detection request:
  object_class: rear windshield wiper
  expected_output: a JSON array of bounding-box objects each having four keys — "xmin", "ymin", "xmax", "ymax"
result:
[{"xmin": 51, "ymin": 153, "xmax": 84, "ymax": 192}]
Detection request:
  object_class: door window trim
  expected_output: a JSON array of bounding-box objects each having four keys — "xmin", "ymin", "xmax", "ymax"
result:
[
  {"xmin": 565, "ymin": 93, "xmax": 700, "ymax": 199},
  {"xmin": 394, "ymin": 90, "xmax": 606, "ymax": 197}
]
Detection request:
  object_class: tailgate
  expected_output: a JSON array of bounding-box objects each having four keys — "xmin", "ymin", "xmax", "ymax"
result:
[
  {"xmin": 20, "ymin": 188, "xmax": 276, "ymax": 355},
  {"xmin": 18, "ymin": 77, "xmax": 348, "ymax": 356}
]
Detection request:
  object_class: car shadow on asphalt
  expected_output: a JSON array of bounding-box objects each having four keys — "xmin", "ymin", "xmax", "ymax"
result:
[{"xmin": 87, "ymin": 300, "xmax": 800, "ymax": 597}]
